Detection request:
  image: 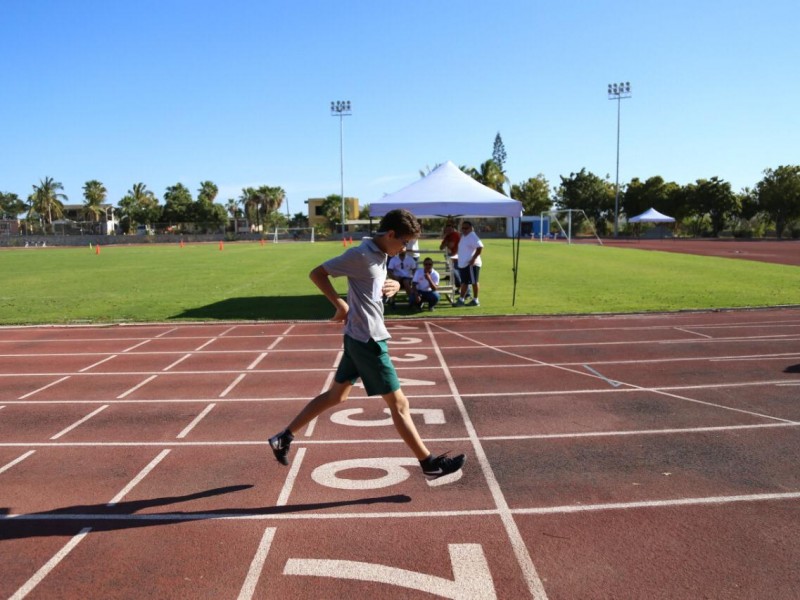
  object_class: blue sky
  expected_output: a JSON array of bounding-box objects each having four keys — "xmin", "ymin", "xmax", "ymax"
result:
[{"xmin": 2, "ymin": 0, "xmax": 798, "ymax": 216}]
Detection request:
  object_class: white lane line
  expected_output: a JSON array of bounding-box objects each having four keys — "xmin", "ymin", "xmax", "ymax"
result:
[
  {"xmin": 117, "ymin": 375, "xmax": 158, "ymax": 399},
  {"xmin": 155, "ymin": 327, "xmax": 177, "ymax": 338},
  {"xmin": 432, "ymin": 322, "xmax": 796, "ymax": 424},
  {"xmin": 9, "ymin": 527, "xmax": 92, "ymax": 600},
  {"xmin": 219, "ymin": 325, "xmax": 237, "ymax": 337},
  {"xmin": 163, "ymin": 353, "xmax": 192, "ymax": 371},
  {"xmin": 5, "ymin": 422, "xmax": 800, "ymax": 449},
  {"xmin": 220, "ymin": 374, "xmax": 246, "ymax": 398},
  {"xmin": 514, "ymin": 491, "xmax": 800, "ymax": 515},
  {"xmin": 79, "ymin": 354, "xmax": 118, "ymax": 372},
  {"xmin": 107, "ymin": 449, "xmax": 171, "ymax": 506},
  {"xmin": 4, "ymin": 510, "xmax": 499, "ymax": 522},
  {"xmin": 50, "ymin": 405, "xmax": 109, "ymax": 440},
  {"xmin": 247, "ymin": 353, "xmax": 268, "ymax": 370},
  {"xmin": 674, "ymin": 327, "xmax": 713, "ymax": 339},
  {"xmin": 481, "ymin": 422, "xmax": 799, "ymax": 441},
  {"xmin": 426, "ymin": 321, "xmax": 549, "ymax": 600},
  {"xmin": 195, "ymin": 338, "xmax": 217, "ymax": 351},
  {"xmin": 237, "ymin": 527, "xmax": 277, "ymax": 600},
  {"xmin": 177, "ymin": 403, "xmax": 216, "ymax": 439},
  {"xmin": 8, "ymin": 489, "xmax": 800, "ymax": 523},
  {"xmin": 18, "ymin": 376, "xmax": 70, "ymax": 399},
  {"xmin": 276, "ymin": 447, "xmax": 306, "ymax": 506},
  {"xmin": 122, "ymin": 339, "xmax": 151, "ymax": 352},
  {"xmin": 267, "ymin": 336, "xmax": 284, "ymax": 350},
  {"xmin": 0, "ymin": 450, "xmax": 36, "ymax": 475},
  {"xmin": 280, "ymin": 324, "xmax": 295, "ymax": 335}
]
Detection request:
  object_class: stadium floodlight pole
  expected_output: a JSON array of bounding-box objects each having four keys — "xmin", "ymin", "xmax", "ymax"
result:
[
  {"xmin": 607, "ymin": 81, "xmax": 631, "ymax": 238},
  {"xmin": 330, "ymin": 100, "xmax": 352, "ymax": 236}
]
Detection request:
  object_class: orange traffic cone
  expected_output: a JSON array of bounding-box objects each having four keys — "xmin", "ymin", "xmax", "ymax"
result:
[
  {"xmin": 95, "ymin": 244, "xmax": 100, "ymax": 255},
  {"xmin": 260, "ymin": 238, "xmax": 265, "ymax": 247},
  {"xmin": 342, "ymin": 238, "xmax": 347, "ymax": 247},
  {"xmin": 180, "ymin": 240, "xmax": 185, "ymax": 248},
  {"xmin": 219, "ymin": 241, "xmax": 224, "ymax": 251}
]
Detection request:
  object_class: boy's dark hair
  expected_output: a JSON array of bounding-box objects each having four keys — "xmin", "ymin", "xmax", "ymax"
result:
[{"xmin": 378, "ymin": 209, "xmax": 421, "ymax": 237}]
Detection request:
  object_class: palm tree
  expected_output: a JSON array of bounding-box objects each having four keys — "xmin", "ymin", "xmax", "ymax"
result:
[
  {"xmin": 239, "ymin": 187, "xmax": 259, "ymax": 231},
  {"xmin": 28, "ymin": 177, "xmax": 67, "ymax": 234},
  {"xmin": 118, "ymin": 183, "xmax": 159, "ymax": 233},
  {"xmin": 475, "ymin": 159, "xmax": 509, "ymax": 194},
  {"xmin": 82, "ymin": 180, "xmax": 108, "ymax": 224},
  {"xmin": 198, "ymin": 181, "xmax": 218, "ymax": 205}
]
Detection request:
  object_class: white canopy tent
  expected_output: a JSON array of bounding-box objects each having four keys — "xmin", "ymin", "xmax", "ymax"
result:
[
  {"xmin": 370, "ymin": 161, "xmax": 522, "ymax": 218},
  {"xmin": 628, "ymin": 207, "xmax": 675, "ymax": 223},
  {"xmin": 370, "ymin": 161, "xmax": 524, "ymax": 305}
]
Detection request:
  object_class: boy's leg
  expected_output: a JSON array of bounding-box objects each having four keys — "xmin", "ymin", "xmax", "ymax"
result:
[
  {"xmin": 270, "ymin": 380, "xmax": 352, "ymax": 465},
  {"xmin": 383, "ymin": 388, "xmax": 466, "ymax": 477},
  {"xmin": 288, "ymin": 379, "xmax": 352, "ymax": 434},
  {"xmin": 382, "ymin": 388, "xmax": 430, "ymax": 460}
]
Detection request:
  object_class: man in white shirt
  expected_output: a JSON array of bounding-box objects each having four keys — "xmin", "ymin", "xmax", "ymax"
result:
[
  {"xmin": 410, "ymin": 257, "xmax": 440, "ymax": 311},
  {"xmin": 455, "ymin": 221, "xmax": 483, "ymax": 306},
  {"xmin": 387, "ymin": 250, "xmax": 416, "ymax": 296}
]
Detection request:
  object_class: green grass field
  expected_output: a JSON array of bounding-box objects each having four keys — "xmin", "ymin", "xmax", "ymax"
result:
[{"xmin": 1, "ymin": 239, "xmax": 798, "ymax": 325}]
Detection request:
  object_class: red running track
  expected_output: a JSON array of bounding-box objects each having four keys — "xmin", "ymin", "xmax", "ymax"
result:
[{"xmin": 1, "ymin": 309, "xmax": 800, "ymax": 599}]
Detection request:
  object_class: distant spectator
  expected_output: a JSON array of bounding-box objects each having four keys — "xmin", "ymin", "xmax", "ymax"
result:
[
  {"xmin": 439, "ymin": 223, "xmax": 461, "ymax": 288},
  {"xmin": 455, "ymin": 221, "xmax": 483, "ymax": 307},
  {"xmin": 410, "ymin": 257, "xmax": 440, "ymax": 311},
  {"xmin": 387, "ymin": 249, "xmax": 417, "ymax": 296}
]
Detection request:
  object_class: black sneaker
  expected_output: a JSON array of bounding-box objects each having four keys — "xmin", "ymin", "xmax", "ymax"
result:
[
  {"xmin": 420, "ymin": 452, "xmax": 466, "ymax": 478},
  {"xmin": 269, "ymin": 429, "xmax": 294, "ymax": 465}
]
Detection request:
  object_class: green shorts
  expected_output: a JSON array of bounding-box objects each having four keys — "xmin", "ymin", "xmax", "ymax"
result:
[{"xmin": 335, "ymin": 335, "xmax": 400, "ymax": 396}]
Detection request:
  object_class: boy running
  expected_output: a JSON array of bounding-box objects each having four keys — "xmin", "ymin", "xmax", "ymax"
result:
[{"xmin": 269, "ymin": 209, "xmax": 466, "ymax": 479}]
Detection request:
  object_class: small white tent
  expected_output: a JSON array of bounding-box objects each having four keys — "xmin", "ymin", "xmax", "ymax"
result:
[
  {"xmin": 370, "ymin": 161, "xmax": 522, "ymax": 218},
  {"xmin": 628, "ymin": 207, "xmax": 675, "ymax": 223}
]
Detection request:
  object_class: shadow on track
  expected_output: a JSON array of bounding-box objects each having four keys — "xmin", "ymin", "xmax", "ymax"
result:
[
  {"xmin": 0, "ymin": 486, "xmax": 412, "ymax": 540},
  {"xmin": 170, "ymin": 296, "xmax": 333, "ymax": 321}
]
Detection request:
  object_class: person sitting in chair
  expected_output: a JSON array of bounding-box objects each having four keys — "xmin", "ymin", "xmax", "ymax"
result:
[
  {"xmin": 387, "ymin": 249, "xmax": 416, "ymax": 298},
  {"xmin": 409, "ymin": 257, "xmax": 440, "ymax": 311}
]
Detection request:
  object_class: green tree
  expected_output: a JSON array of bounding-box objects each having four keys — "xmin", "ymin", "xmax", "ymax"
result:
[
  {"xmin": 622, "ymin": 176, "xmax": 680, "ymax": 222},
  {"xmin": 756, "ymin": 165, "xmax": 800, "ymax": 238},
  {"xmin": 321, "ymin": 194, "xmax": 351, "ymax": 229},
  {"xmin": 239, "ymin": 187, "xmax": 260, "ymax": 231},
  {"xmin": 257, "ymin": 185, "xmax": 286, "ymax": 227},
  {"xmin": 554, "ymin": 168, "xmax": 615, "ymax": 234},
  {"xmin": 28, "ymin": 177, "xmax": 67, "ymax": 233},
  {"xmin": 511, "ymin": 175, "xmax": 552, "ymax": 216},
  {"xmin": 492, "ymin": 133, "xmax": 507, "ymax": 173},
  {"xmin": 197, "ymin": 181, "xmax": 218, "ymax": 204},
  {"xmin": 0, "ymin": 192, "xmax": 26, "ymax": 220},
  {"xmin": 192, "ymin": 181, "xmax": 225, "ymax": 232},
  {"xmin": 82, "ymin": 180, "xmax": 108, "ymax": 224},
  {"xmin": 691, "ymin": 177, "xmax": 738, "ymax": 237},
  {"xmin": 465, "ymin": 159, "xmax": 508, "ymax": 194},
  {"xmin": 118, "ymin": 183, "xmax": 160, "ymax": 233},
  {"xmin": 162, "ymin": 183, "xmax": 193, "ymax": 225}
]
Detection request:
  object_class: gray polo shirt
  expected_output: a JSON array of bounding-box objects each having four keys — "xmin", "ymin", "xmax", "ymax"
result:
[{"xmin": 323, "ymin": 237, "xmax": 391, "ymax": 342}]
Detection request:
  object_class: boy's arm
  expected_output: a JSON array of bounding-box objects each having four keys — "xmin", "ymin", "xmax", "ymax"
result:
[{"xmin": 309, "ymin": 265, "xmax": 349, "ymax": 322}]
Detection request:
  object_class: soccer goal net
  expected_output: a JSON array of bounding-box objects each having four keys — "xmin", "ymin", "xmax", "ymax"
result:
[
  {"xmin": 538, "ymin": 209, "xmax": 603, "ymax": 245},
  {"xmin": 270, "ymin": 227, "xmax": 315, "ymax": 243}
]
